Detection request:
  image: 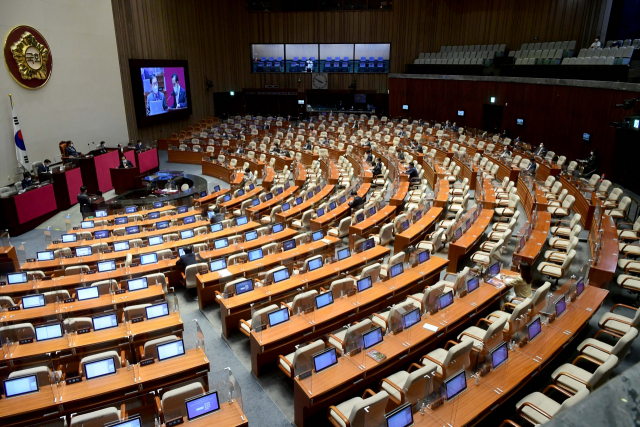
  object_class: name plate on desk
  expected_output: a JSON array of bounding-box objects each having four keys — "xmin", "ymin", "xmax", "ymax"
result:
[
  {"xmin": 19, "ymin": 338, "xmax": 33, "ymax": 344},
  {"xmin": 255, "ymin": 325, "xmax": 266, "ymax": 332},
  {"xmin": 299, "ymin": 371, "xmax": 311, "ymax": 380},
  {"xmin": 66, "ymin": 377, "xmax": 82, "ymax": 385},
  {"xmin": 26, "ymin": 258, "xmax": 35, "ymax": 263},
  {"xmin": 73, "ymin": 227, "xmax": 79, "ymax": 230},
  {"xmin": 166, "ymin": 418, "xmax": 184, "ymax": 427},
  {"xmin": 9, "ymin": 306, "xmax": 20, "ymax": 311},
  {"xmin": 132, "ymin": 317, "xmax": 144, "ymax": 324},
  {"xmin": 65, "ymin": 255, "xmax": 74, "ymax": 258},
  {"xmin": 130, "ymin": 263, "xmax": 139, "ymax": 268},
  {"xmin": 140, "ymin": 358, "xmax": 155, "ymax": 367},
  {"xmin": 77, "ymin": 328, "xmax": 90, "ymax": 335},
  {"xmin": 86, "ymin": 270, "xmax": 96, "ymax": 274},
  {"xmin": 102, "ymin": 250, "xmax": 112, "ymax": 254},
  {"xmin": 53, "ymin": 240, "xmax": 60, "ymax": 244},
  {"xmin": 64, "ymin": 298, "xmax": 75, "ymax": 303},
  {"xmin": 115, "ymin": 289, "xmax": 126, "ymax": 295}
]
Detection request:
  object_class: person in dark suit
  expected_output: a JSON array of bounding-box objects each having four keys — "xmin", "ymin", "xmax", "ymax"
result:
[
  {"xmin": 146, "ymin": 75, "xmax": 168, "ymax": 115},
  {"xmin": 363, "ymin": 138, "xmax": 371, "ymax": 148},
  {"xmin": 169, "ymin": 73, "xmax": 187, "ymax": 109},
  {"xmin": 77, "ymin": 186, "xmax": 93, "ymax": 216},
  {"xmin": 96, "ymin": 141, "xmax": 107, "ymax": 155},
  {"xmin": 135, "ymin": 140, "xmax": 144, "ymax": 151},
  {"xmin": 64, "ymin": 141, "xmax": 81, "ymax": 157},
  {"xmin": 117, "ymin": 144, "xmax": 124, "ymax": 156},
  {"xmin": 37, "ymin": 159, "xmax": 51, "ymax": 182},
  {"xmin": 365, "ymin": 150, "xmax": 373, "ymax": 163},
  {"xmin": 235, "ymin": 144, "xmax": 244, "ymax": 155},
  {"xmin": 407, "ymin": 162, "xmax": 419, "ymax": 181},
  {"xmin": 271, "ymin": 144, "xmax": 280, "ymax": 154},
  {"xmin": 21, "ymin": 172, "xmax": 35, "ymax": 189},
  {"xmin": 304, "ymin": 140, "xmax": 312, "ymax": 151},
  {"xmin": 397, "ymin": 151, "xmax": 405, "ymax": 162},
  {"xmin": 176, "ymin": 245, "xmax": 201, "ymax": 271},
  {"xmin": 348, "ymin": 190, "xmax": 365, "ymax": 214},
  {"xmin": 119, "ymin": 155, "xmax": 134, "ymax": 169},
  {"xmin": 372, "ymin": 159, "xmax": 383, "ymax": 176}
]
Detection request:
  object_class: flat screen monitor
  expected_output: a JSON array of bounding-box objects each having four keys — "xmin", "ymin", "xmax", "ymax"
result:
[
  {"xmin": 555, "ymin": 296, "xmax": 567, "ymax": 317},
  {"xmin": 277, "ymin": 187, "xmax": 283, "ymax": 195},
  {"xmin": 317, "ymin": 208, "xmax": 325, "ymax": 217},
  {"xmin": 337, "ymin": 247, "xmax": 350, "ymax": 261},
  {"xmin": 312, "ymin": 230, "xmax": 324, "ymax": 242},
  {"xmin": 236, "ymin": 216, "xmax": 248, "ymax": 226},
  {"xmin": 576, "ymin": 279, "xmax": 585, "ymax": 297},
  {"xmin": 214, "ymin": 238, "xmax": 228, "ymax": 249},
  {"xmin": 439, "ymin": 291, "xmax": 454, "ymax": 310},
  {"xmin": 140, "ymin": 253, "xmax": 158, "ymax": 265},
  {"xmin": 180, "ymin": 229, "xmax": 194, "ymax": 239},
  {"xmin": 248, "ymin": 248, "xmax": 263, "ymax": 262},
  {"xmin": 234, "ymin": 279, "xmax": 254, "ymax": 295},
  {"xmin": 148, "ymin": 212, "xmax": 160, "ymax": 219},
  {"xmin": 115, "ymin": 217, "xmax": 129, "ymax": 225},
  {"xmin": 340, "ymin": 196, "xmax": 346, "ymax": 204},
  {"xmin": 517, "ymin": 118, "xmax": 524, "ymax": 126},
  {"xmin": 488, "ymin": 261, "xmax": 500, "ymax": 276},
  {"xmin": 178, "ymin": 248, "xmax": 186, "ymax": 257},
  {"xmin": 315, "ymin": 185, "xmax": 321, "ymax": 193},
  {"xmin": 105, "ymin": 417, "xmax": 142, "ymax": 427},
  {"xmin": 360, "ymin": 237, "xmax": 375, "ymax": 252},
  {"xmin": 389, "ymin": 262, "xmax": 404, "ymax": 278},
  {"xmin": 272, "ymin": 223, "xmax": 284, "ymax": 233},
  {"xmin": 490, "ymin": 341, "xmax": 509, "ymax": 370},
  {"xmin": 307, "ymin": 191, "xmax": 314, "ymax": 199},
  {"xmin": 245, "ymin": 230, "xmax": 258, "ymax": 242},
  {"xmin": 249, "ymin": 183, "xmax": 255, "ymax": 190},
  {"xmin": 126, "ymin": 226, "xmax": 140, "ymax": 235},
  {"xmin": 369, "ymin": 207, "xmax": 376, "ymax": 216},
  {"xmin": 207, "ymin": 211, "xmax": 215, "ymax": 219},
  {"xmin": 282, "ymin": 239, "xmax": 296, "ymax": 251},
  {"xmin": 75, "ymin": 246, "xmax": 92, "ymax": 257},
  {"xmin": 81, "ymin": 220, "xmax": 94, "ymax": 229},
  {"xmin": 62, "ymin": 234, "xmax": 77, "ymax": 243},
  {"xmin": 8, "ymin": 272, "xmax": 27, "ymax": 284},
  {"xmin": 146, "ymin": 302, "xmax": 170, "ymax": 320},
  {"xmin": 186, "ymin": 391, "xmax": 221, "ymax": 421},
  {"xmin": 272, "ymin": 268, "xmax": 290, "ymax": 283},
  {"xmin": 153, "ymin": 201, "xmax": 164, "ymax": 208},
  {"xmin": 527, "ymin": 317, "xmax": 542, "ymax": 342},
  {"xmin": 76, "ymin": 286, "xmax": 100, "ymax": 301},
  {"xmin": 199, "ymin": 190, "xmax": 207, "ymax": 197},
  {"xmin": 22, "ymin": 294, "xmax": 46, "ymax": 309},
  {"xmin": 156, "ymin": 220, "xmax": 169, "ymax": 229},
  {"xmin": 95, "ymin": 210, "xmax": 107, "ymax": 218},
  {"xmin": 95, "ymin": 230, "xmax": 109, "ymax": 239},
  {"xmin": 125, "ymin": 206, "xmax": 137, "ymax": 214},
  {"xmin": 635, "ymin": 119, "xmax": 640, "ymax": 129},
  {"xmin": 237, "ymin": 189, "xmax": 245, "ymax": 197},
  {"xmin": 403, "ymin": 308, "xmax": 421, "ymax": 329},
  {"xmin": 315, "ymin": 291, "xmax": 334, "ymax": 309},
  {"xmin": 183, "ymin": 215, "xmax": 195, "ymax": 224},
  {"xmin": 149, "ymin": 236, "xmax": 163, "ymax": 246},
  {"xmin": 157, "ymin": 339, "xmax": 185, "ymax": 361},
  {"xmin": 252, "ymin": 198, "xmax": 260, "ymax": 206},
  {"xmin": 3, "ymin": 374, "xmax": 39, "ymax": 398},
  {"xmin": 583, "ymin": 132, "xmax": 591, "ymax": 141},
  {"xmin": 97, "ymin": 260, "xmax": 116, "ymax": 273},
  {"xmin": 466, "ymin": 276, "xmax": 479, "ymax": 293},
  {"xmin": 402, "ymin": 105, "xmax": 409, "ymax": 110},
  {"xmin": 282, "ymin": 203, "xmax": 291, "ymax": 212},
  {"xmin": 214, "ymin": 185, "xmax": 220, "ymax": 192},
  {"xmin": 84, "ymin": 357, "xmax": 116, "ymax": 380},
  {"xmin": 37, "ymin": 251, "xmax": 54, "ymax": 262},
  {"xmin": 454, "ymin": 227, "xmax": 462, "ymax": 240},
  {"xmin": 312, "ymin": 347, "xmax": 337, "ymax": 374},
  {"xmin": 265, "ymin": 193, "xmax": 273, "ymax": 201},
  {"xmin": 444, "ymin": 369, "xmax": 467, "ymax": 400},
  {"xmin": 457, "ymin": 110, "xmax": 464, "ymax": 117},
  {"xmin": 357, "ymin": 276, "xmax": 372, "ymax": 292},
  {"xmin": 308, "ymin": 257, "xmax": 323, "ymax": 272},
  {"xmin": 128, "ymin": 277, "xmax": 149, "ymax": 292},
  {"xmin": 93, "ymin": 313, "xmax": 118, "ymax": 331},
  {"xmin": 178, "ymin": 206, "xmax": 188, "ymax": 214},
  {"xmin": 35, "ymin": 322, "xmax": 63, "ymax": 342},
  {"xmin": 209, "ymin": 258, "xmax": 227, "ymax": 272},
  {"xmin": 518, "ymin": 235, "xmax": 526, "ymax": 251},
  {"xmin": 363, "ymin": 326, "xmax": 384, "ymax": 349},
  {"xmin": 113, "ymin": 241, "xmax": 130, "ymax": 252},
  {"xmin": 210, "ymin": 222, "xmax": 223, "ymax": 232},
  {"xmin": 284, "ymin": 183, "xmax": 290, "ymax": 190},
  {"xmin": 356, "ymin": 213, "xmax": 365, "ymax": 223},
  {"xmin": 465, "ymin": 219, "xmax": 471, "ymax": 231},
  {"xmin": 418, "ymin": 250, "xmax": 430, "ymax": 264},
  {"xmin": 268, "ymin": 307, "xmax": 290, "ymax": 327},
  {"xmin": 385, "ymin": 403, "xmax": 413, "ymax": 427},
  {"xmin": 295, "ymin": 197, "xmax": 303, "ymax": 205}
]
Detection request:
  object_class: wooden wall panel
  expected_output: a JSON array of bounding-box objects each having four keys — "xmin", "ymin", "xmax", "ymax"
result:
[
  {"xmin": 389, "ymin": 76, "xmax": 640, "ymax": 177},
  {"xmin": 111, "ymin": 0, "xmax": 607, "ymax": 141}
]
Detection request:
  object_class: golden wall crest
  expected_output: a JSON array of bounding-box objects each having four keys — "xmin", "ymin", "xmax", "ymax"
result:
[{"xmin": 11, "ymin": 31, "xmax": 49, "ymax": 80}]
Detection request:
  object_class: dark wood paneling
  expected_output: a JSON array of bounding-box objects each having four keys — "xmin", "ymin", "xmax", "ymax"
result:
[
  {"xmin": 111, "ymin": 0, "xmax": 607, "ymax": 141},
  {"xmin": 389, "ymin": 76, "xmax": 640, "ymax": 177}
]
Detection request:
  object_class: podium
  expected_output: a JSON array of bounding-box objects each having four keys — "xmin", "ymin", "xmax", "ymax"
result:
[{"xmin": 110, "ymin": 167, "xmax": 142, "ymax": 194}]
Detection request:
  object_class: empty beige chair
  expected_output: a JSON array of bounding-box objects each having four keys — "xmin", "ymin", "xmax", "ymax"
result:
[
  {"xmin": 292, "ymin": 209, "xmax": 314, "ymax": 230},
  {"xmin": 379, "ymin": 363, "xmax": 436, "ymax": 406},
  {"xmin": 417, "ymin": 228, "xmax": 444, "ymax": 253},
  {"xmin": 90, "ymin": 279, "xmax": 117, "ymax": 295},
  {"xmin": 328, "ymin": 217, "xmax": 351, "ymax": 238},
  {"xmin": 79, "ymin": 351, "xmax": 122, "ymax": 377},
  {"xmin": 470, "ymin": 239, "xmax": 504, "ymax": 266},
  {"xmin": 356, "ymin": 263, "xmax": 381, "ymax": 284},
  {"xmin": 183, "ymin": 263, "xmax": 208, "ymax": 289},
  {"xmin": 142, "ymin": 335, "xmax": 180, "ymax": 359},
  {"xmin": 160, "ymin": 382, "xmax": 206, "ymax": 421},
  {"xmin": 578, "ymin": 327, "xmax": 638, "ymax": 366},
  {"xmin": 54, "ymin": 247, "xmax": 72, "ymax": 258},
  {"xmin": 370, "ymin": 223, "xmax": 394, "ymax": 247},
  {"xmin": 605, "ymin": 196, "xmax": 631, "ymax": 220},
  {"xmin": 261, "ymin": 206, "xmax": 282, "ymax": 225},
  {"xmin": 70, "ymin": 407, "xmax": 121, "ymax": 427},
  {"xmin": 144, "ymin": 272, "xmax": 168, "ymax": 292},
  {"xmin": 124, "ymin": 304, "xmax": 151, "ymax": 321},
  {"xmin": 550, "ymin": 354, "xmax": 618, "ymax": 393},
  {"xmin": 487, "ymin": 298, "xmax": 532, "ymax": 338},
  {"xmin": 495, "ymin": 194, "xmax": 519, "ymax": 217},
  {"xmin": 516, "ymin": 388, "xmax": 589, "ymax": 426},
  {"xmin": 458, "ymin": 316, "xmax": 508, "ymax": 354},
  {"xmin": 328, "ymin": 319, "xmax": 373, "ymax": 355},
  {"xmin": 0, "ymin": 323, "xmax": 36, "ymax": 342},
  {"xmin": 372, "ymin": 301, "xmax": 413, "ymax": 331},
  {"xmin": 380, "ymin": 252, "xmax": 406, "ymax": 278},
  {"xmin": 156, "ymin": 249, "xmax": 173, "ymax": 260},
  {"xmin": 0, "ymin": 296, "xmax": 16, "ymax": 308},
  {"xmin": 163, "ymin": 233, "xmax": 179, "ymax": 242},
  {"xmin": 8, "ymin": 366, "xmax": 51, "ymax": 389},
  {"xmin": 597, "ymin": 304, "xmax": 640, "ymax": 336},
  {"xmin": 420, "ymin": 340, "xmax": 473, "ymax": 378},
  {"xmin": 65, "ymin": 265, "xmax": 90, "ymax": 276},
  {"xmin": 328, "ymin": 390, "xmax": 389, "ymax": 427},
  {"xmin": 239, "ymin": 303, "xmax": 279, "ymax": 337},
  {"xmin": 537, "ymin": 249, "xmax": 576, "ymax": 283},
  {"xmin": 550, "ymin": 214, "xmax": 582, "ymax": 237},
  {"xmin": 228, "ymin": 252, "xmax": 247, "ymax": 265},
  {"xmin": 547, "ymin": 195, "xmax": 575, "ymax": 218},
  {"xmin": 279, "ymin": 339, "xmax": 324, "ymax": 378},
  {"xmin": 41, "ymin": 290, "xmax": 71, "ymax": 304},
  {"xmin": 63, "ymin": 317, "xmax": 92, "ymax": 334}
]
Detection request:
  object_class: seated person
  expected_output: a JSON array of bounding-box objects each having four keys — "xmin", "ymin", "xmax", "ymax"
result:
[
  {"xmin": 398, "ymin": 150, "xmax": 406, "ymax": 162},
  {"xmin": 271, "ymin": 144, "xmax": 280, "ymax": 154},
  {"xmin": 135, "ymin": 140, "xmax": 144, "ymax": 151},
  {"xmin": 348, "ymin": 190, "xmax": 365, "ymax": 214},
  {"xmin": 304, "ymin": 140, "xmax": 313, "ymax": 151},
  {"xmin": 37, "ymin": 159, "xmax": 52, "ymax": 182},
  {"xmin": 21, "ymin": 172, "xmax": 35, "ymax": 189},
  {"xmin": 415, "ymin": 143, "xmax": 424, "ymax": 154},
  {"xmin": 372, "ymin": 159, "xmax": 383, "ymax": 176},
  {"xmin": 119, "ymin": 155, "xmax": 134, "ymax": 169},
  {"xmin": 175, "ymin": 245, "xmax": 202, "ymax": 271},
  {"xmin": 244, "ymin": 167, "xmax": 254, "ymax": 182},
  {"xmin": 64, "ymin": 141, "xmax": 81, "ymax": 157},
  {"xmin": 235, "ymin": 144, "xmax": 244, "ymax": 155},
  {"xmin": 407, "ymin": 162, "xmax": 419, "ymax": 181},
  {"xmin": 365, "ymin": 150, "xmax": 373, "ymax": 163}
]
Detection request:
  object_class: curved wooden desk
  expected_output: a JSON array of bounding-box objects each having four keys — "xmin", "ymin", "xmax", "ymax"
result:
[
  {"xmin": 394, "ymin": 207, "xmax": 443, "ymax": 255},
  {"xmin": 447, "ymin": 209, "xmax": 494, "ymax": 272}
]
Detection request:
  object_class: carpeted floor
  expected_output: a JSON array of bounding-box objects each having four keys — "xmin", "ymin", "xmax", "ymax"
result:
[{"xmin": 9, "ymin": 151, "xmax": 640, "ymax": 426}]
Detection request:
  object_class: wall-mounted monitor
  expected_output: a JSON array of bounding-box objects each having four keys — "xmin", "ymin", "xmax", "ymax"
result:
[
  {"xmin": 251, "ymin": 44, "xmax": 285, "ymax": 73},
  {"xmin": 517, "ymin": 118, "xmax": 524, "ymax": 126},
  {"xmin": 298, "ymin": 99, "xmax": 305, "ymax": 105},
  {"xmin": 583, "ymin": 132, "xmax": 591, "ymax": 141},
  {"xmin": 457, "ymin": 110, "xmax": 464, "ymax": 116},
  {"xmin": 402, "ymin": 105, "xmax": 409, "ymax": 110},
  {"xmin": 634, "ymin": 119, "xmax": 639, "ymax": 129},
  {"xmin": 129, "ymin": 59, "xmax": 192, "ymax": 127}
]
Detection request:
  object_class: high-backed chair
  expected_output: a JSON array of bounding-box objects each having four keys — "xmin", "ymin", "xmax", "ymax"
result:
[
  {"xmin": 328, "ymin": 390, "xmax": 390, "ymax": 427},
  {"xmin": 420, "ymin": 340, "xmax": 473, "ymax": 379},
  {"xmin": 487, "ymin": 298, "xmax": 532, "ymax": 338},
  {"xmin": 183, "ymin": 263, "xmax": 208, "ymax": 289},
  {"xmin": 537, "ymin": 249, "xmax": 576, "ymax": 284},
  {"xmin": 79, "ymin": 351, "xmax": 122, "ymax": 378},
  {"xmin": 550, "ymin": 354, "xmax": 618, "ymax": 394},
  {"xmin": 141, "ymin": 335, "xmax": 180, "ymax": 360},
  {"xmin": 457, "ymin": 316, "xmax": 508, "ymax": 355},
  {"xmin": 328, "ymin": 319, "xmax": 373, "ymax": 355},
  {"xmin": 379, "ymin": 363, "xmax": 436, "ymax": 406},
  {"xmin": 279, "ymin": 339, "xmax": 324, "ymax": 378},
  {"xmin": 70, "ymin": 408, "xmax": 121, "ymax": 427},
  {"xmin": 597, "ymin": 304, "xmax": 640, "ymax": 337},
  {"xmin": 0, "ymin": 323, "xmax": 36, "ymax": 342},
  {"xmin": 515, "ymin": 388, "xmax": 589, "ymax": 426},
  {"xmin": 159, "ymin": 382, "xmax": 206, "ymax": 421}
]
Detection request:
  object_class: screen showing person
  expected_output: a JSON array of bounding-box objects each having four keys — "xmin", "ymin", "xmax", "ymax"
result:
[
  {"xmin": 62, "ymin": 234, "xmax": 77, "ymax": 243},
  {"xmin": 22, "ymin": 294, "xmax": 46, "ymax": 309},
  {"xmin": 444, "ymin": 369, "xmax": 467, "ymax": 400},
  {"xmin": 94, "ymin": 230, "xmax": 109, "ymax": 239},
  {"xmin": 385, "ymin": 403, "xmax": 413, "ymax": 427},
  {"xmin": 186, "ymin": 391, "xmax": 220, "ymax": 421},
  {"xmin": 403, "ymin": 308, "xmax": 421, "ymax": 329},
  {"xmin": 438, "ymin": 291, "xmax": 454, "ymax": 310},
  {"xmin": 148, "ymin": 236, "xmax": 163, "ymax": 246},
  {"xmin": 156, "ymin": 339, "xmax": 185, "ymax": 361},
  {"xmin": 146, "ymin": 302, "xmax": 170, "ymax": 320},
  {"xmin": 142, "ymin": 67, "xmax": 188, "ymax": 116},
  {"xmin": 97, "ymin": 260, "xmax": 116, "ymax": 273},
  {"xmin": 84, "ymin": 357, "xmax": 116, "ymax": 380},
  {"xmin": 312, "ymin": 230, "xmax": 324, "ymax": 241},
  {"xmin": 77, "ymin": 286, "xmax": 100, "ymax": 301},
  {"xmin": 357, "ymin": 276, "xmax": 372, "ymax": 292},
  {"xmin": 466, "ymin": 276, "xmax": 479, "ymax": 293},
  {"xmin": 35, "ymin": 323, "xmax": 63, "ymax": 342},
  {"xmin": 527, "ymin": 317, "xmax": 542, "ymax": 341},
  {"xmin": 272, "ymin": 268, "xmax": 289, "ymax": 283},
  {"xmin": 312, "ymin": 347, "xmax": 337, "ymax": 373},
  {"xmin": 209, "ymin": 258, "xmax": 227, "ymax": 272},
  {"xmin": 363, "ymin": 327, "xmax": 383, "ymax": 349},
  {"xmin": 81, "ymin": 220, "xmax": 94, "ymax": 229},
  {"xmin": 93, "ymin": 313, "xmax": 118, "ymax": 331},
  {"xmin": 3, "ymin": 374, "xmax": 39, "ymax": 398},
  {"xmin": 490, "ymin": 341, "xmax": 509, "ymax": 370},
  {"xmin": 315, "ymin": 291, "xmax": 334, "ymax": 309},
  {"xmin": 555, "ymin": 296, "xmax": 567, "ymax": 317},
  {"xmin": 8, "ymin": 272, "xmax": 27, "ymax": 284},
  {"xmin": 268, "ymin": 307, "xmax": 290, "ymax": 327},
  {"xmin": 234, "ymin": 279, "xmax": 253, "ymax": 295},
  {"xmin": 127, "ymin": 277, "xmax": 148, "ymax": 292},
  {"xmin": 390, "ymin": 262, "xmax": 404, "ymax": 278},
  {"xmin": 37, "ymin": 251, "xmax": 54, "ymax": 261},
  {"xmin": 248, "ymin": 248, "xmax": 263, "ymax": 261}
]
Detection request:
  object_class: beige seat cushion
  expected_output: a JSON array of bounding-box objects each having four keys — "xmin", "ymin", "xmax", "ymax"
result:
[
  {"xmin": 424, "ymin": 348, "xmax": 448, "ymax": 376},
  {"xmin": 329, "ymin": 396, "xmax": 361, "ymax": 427},
  {"xmin": 458, "ymin": 326, "xmax": 487, "ymax": 351},
  {"xmin": 598, "ymin": 312, "xmax": 634, "ymax": 334},
  {"xmin": 577, "ymin": 338, "xmax": 614, "ymax": 364},
  {"xmin": 619, "ymin": 244, "xmax": 640, "ymax": 255},
  {"xmin": 538, "ymin": 263, "xmax": 563, "ymax": 276},
  {"xmin": 551, "ymin": 363, "xmax": 590, "ymax": 393},
  {"xmin": 516, "ymin": 392, "xmax": 560, "ymax": 425},
  {"xmin": 380, "ymin": 370, "xmax": 409, "ymax": 402},
  {"xmin": 280, "ymin": 352, "xmax": 294, "ymax": 374}
]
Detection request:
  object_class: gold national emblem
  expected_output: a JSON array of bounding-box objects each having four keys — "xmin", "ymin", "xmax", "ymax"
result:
[{"xmin": 11, "ymin": 31, "xmax": 49, "ymax": 80}]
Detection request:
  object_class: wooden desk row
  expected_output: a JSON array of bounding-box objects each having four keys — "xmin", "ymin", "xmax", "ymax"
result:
[
  {"xmin": 310, "ymin": 184, "xmax": 371, "ymax": 233},
  {"xmin": 246, "ymin": 186, "xmax": 300, "ymax": 218},
  {"xmin": 588, "ymin": 213, "xmax": 618, "ymax": 288},
  {"xmin": 514, "ymin": 211, "xmax": 552, "ymax": 268},
  {"xmin": 349, "ymin": 205, "xmax": 398, "ymax": 248},
  {"xmin": 275, "ymin": 185, "xmax": 335, "ymax": 224},
  {"xmin": 394, "ymin": 207, "xmax": 443, "ymax": 255},
  {"xmin": 447, "ymin": 209, "xmax": 495, "ymax": 273},
  {"xmin": 71, "ymin": 208, "xmax": 204, "ymax": 234},
  {"xmin": 84, "ymin": 204, "xmax": 177, "ymax": 222}
]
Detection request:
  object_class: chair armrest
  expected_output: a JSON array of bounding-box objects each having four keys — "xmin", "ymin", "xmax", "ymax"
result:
[
  {"xmin": 580, "ymin": 343, "xmax": 613, "ymax": 357},
  {"xmin": 362, "ymin": 388, "xmax": 377, "ymax": 399},
  {"xmin": 516, "ymin": 402, "xmax": 553, "ymax": 421},
  {"xmin": 372, "ymin": 312, "xmax": 388, "ymax": 327},
  {"xmin": 611, "ymin": 303, "xmax": 638, "ymax": 314},
  {"xmin": 327, "ymin": 406, "xmax": 351, "ymax": 427},
  {"xmin": 509, "ymin": 296, "xmax": 525, "ymax": 304},
  {"xmin": 553, "ymin": 372, "xmax": 592, "ymax": 391},
  {"xmin": 542, "ymin": 384, "xmax": 575, "ymax": 398},
  {"xmin": 420, "ymin": 355, "xmax": 445, "ymax": 377},
  {"xmin": 459, "ymin": 331, "xmax": 485, "ymax": 344},
  {"xmin": 328, "ymin": 333, "xmax": 344, "ymax": 346},
  {"xmin": 379, "ymin": 378, "xmax": 405, "ymax": 405},
  {"xmin": 444, "ymin": 340, "xmax": 460, "ymax": 350},
  {"xmin": 593, "ymin": 329, "xmax": 623, "ymax": 341},
  {"xmin": 499, "ymin": 421, "xmax": 523, "ymax": 427},
  {"xmin": 278, "ymin": 355, "xmax": 294, "ymax": 377},
  {"xmin": 155, "ymin": 395, "xmax": 163, "ymax": 418},
  {"xmin": 475, "ymin": 317, "xmax": 493, "ymax": 327},
  {"xmin": 407, "ymin": 362, "xmax": 424, "ymax": 373},
  {"xmin": 500, "ymin": 302, "xmax": 518, "ymax": 312},
  {"xmin": 572, "ymin": 354, "xmax": 603, "ymax": 368},
  {"xmin": 601, "ymin": 316, "xmax": 635, "ymax": 331},
  {"xmin": 407, "ymin": 295, "xmax": 422, "ymax": 303}
]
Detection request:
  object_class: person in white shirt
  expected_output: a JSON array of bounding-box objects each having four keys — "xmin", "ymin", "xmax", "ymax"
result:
[
  {"xmin": 589, "ymin": 36, "xmax": 601, "ymax": 49},
  {"xmin": 244, "ymin": 168, "xmax": 253, "ymax": 181}
]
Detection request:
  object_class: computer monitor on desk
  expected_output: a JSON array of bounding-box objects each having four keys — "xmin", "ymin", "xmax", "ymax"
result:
[
  {"xmin": 3, "ymin": 374, "xmax": 39, "ymax": 398},
  {"xmin": 444, "ymin": 369, "xmax": 467, "ymax": 401},
  {"xmin": 186, "ymin": 391, "xmax": 220, "ymax": 421},
  {"xmin": 385, "ymin": 403, "xmax": 413, "ymax": 427}
]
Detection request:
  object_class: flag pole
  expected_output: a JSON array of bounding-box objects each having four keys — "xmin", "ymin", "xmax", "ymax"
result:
[{"xmin": 9, "ymin": 94, "xmax": 28, "ymax": 174}]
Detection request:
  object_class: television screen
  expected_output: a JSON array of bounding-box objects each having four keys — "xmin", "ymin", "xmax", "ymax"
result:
[
  {"xmin": 402, "ymin": 105, "xmax": 409, "ymax": 110},
  {"xmin": 457, "ymin": 110, "xmax": 464, "ymax": 116},
  {"xmin": 354, "ymin": 93, "xmax": 367, "ymax": 103},
  {"xmin": 517, "ymin": 118, "xmax": 524, "ymax": 126},
  {"xmin": 634, "ymin": 119, "xmax": 639, "ymax": 129},
  {"xmin": 129, "ymin": 59, "xmax": 192, "ymax": 127},
  {"xmin": 298, "ymin": 99, "xmax": 305, "ymax": 105},
  {"xmin": 583, "ymin": 132, "xmax": 591, "ymax": 141}
]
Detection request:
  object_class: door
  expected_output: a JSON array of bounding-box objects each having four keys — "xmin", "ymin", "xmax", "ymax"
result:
[{"xmin": 483, "ymin": 104, "xmax": 504, "ymax": 135}]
